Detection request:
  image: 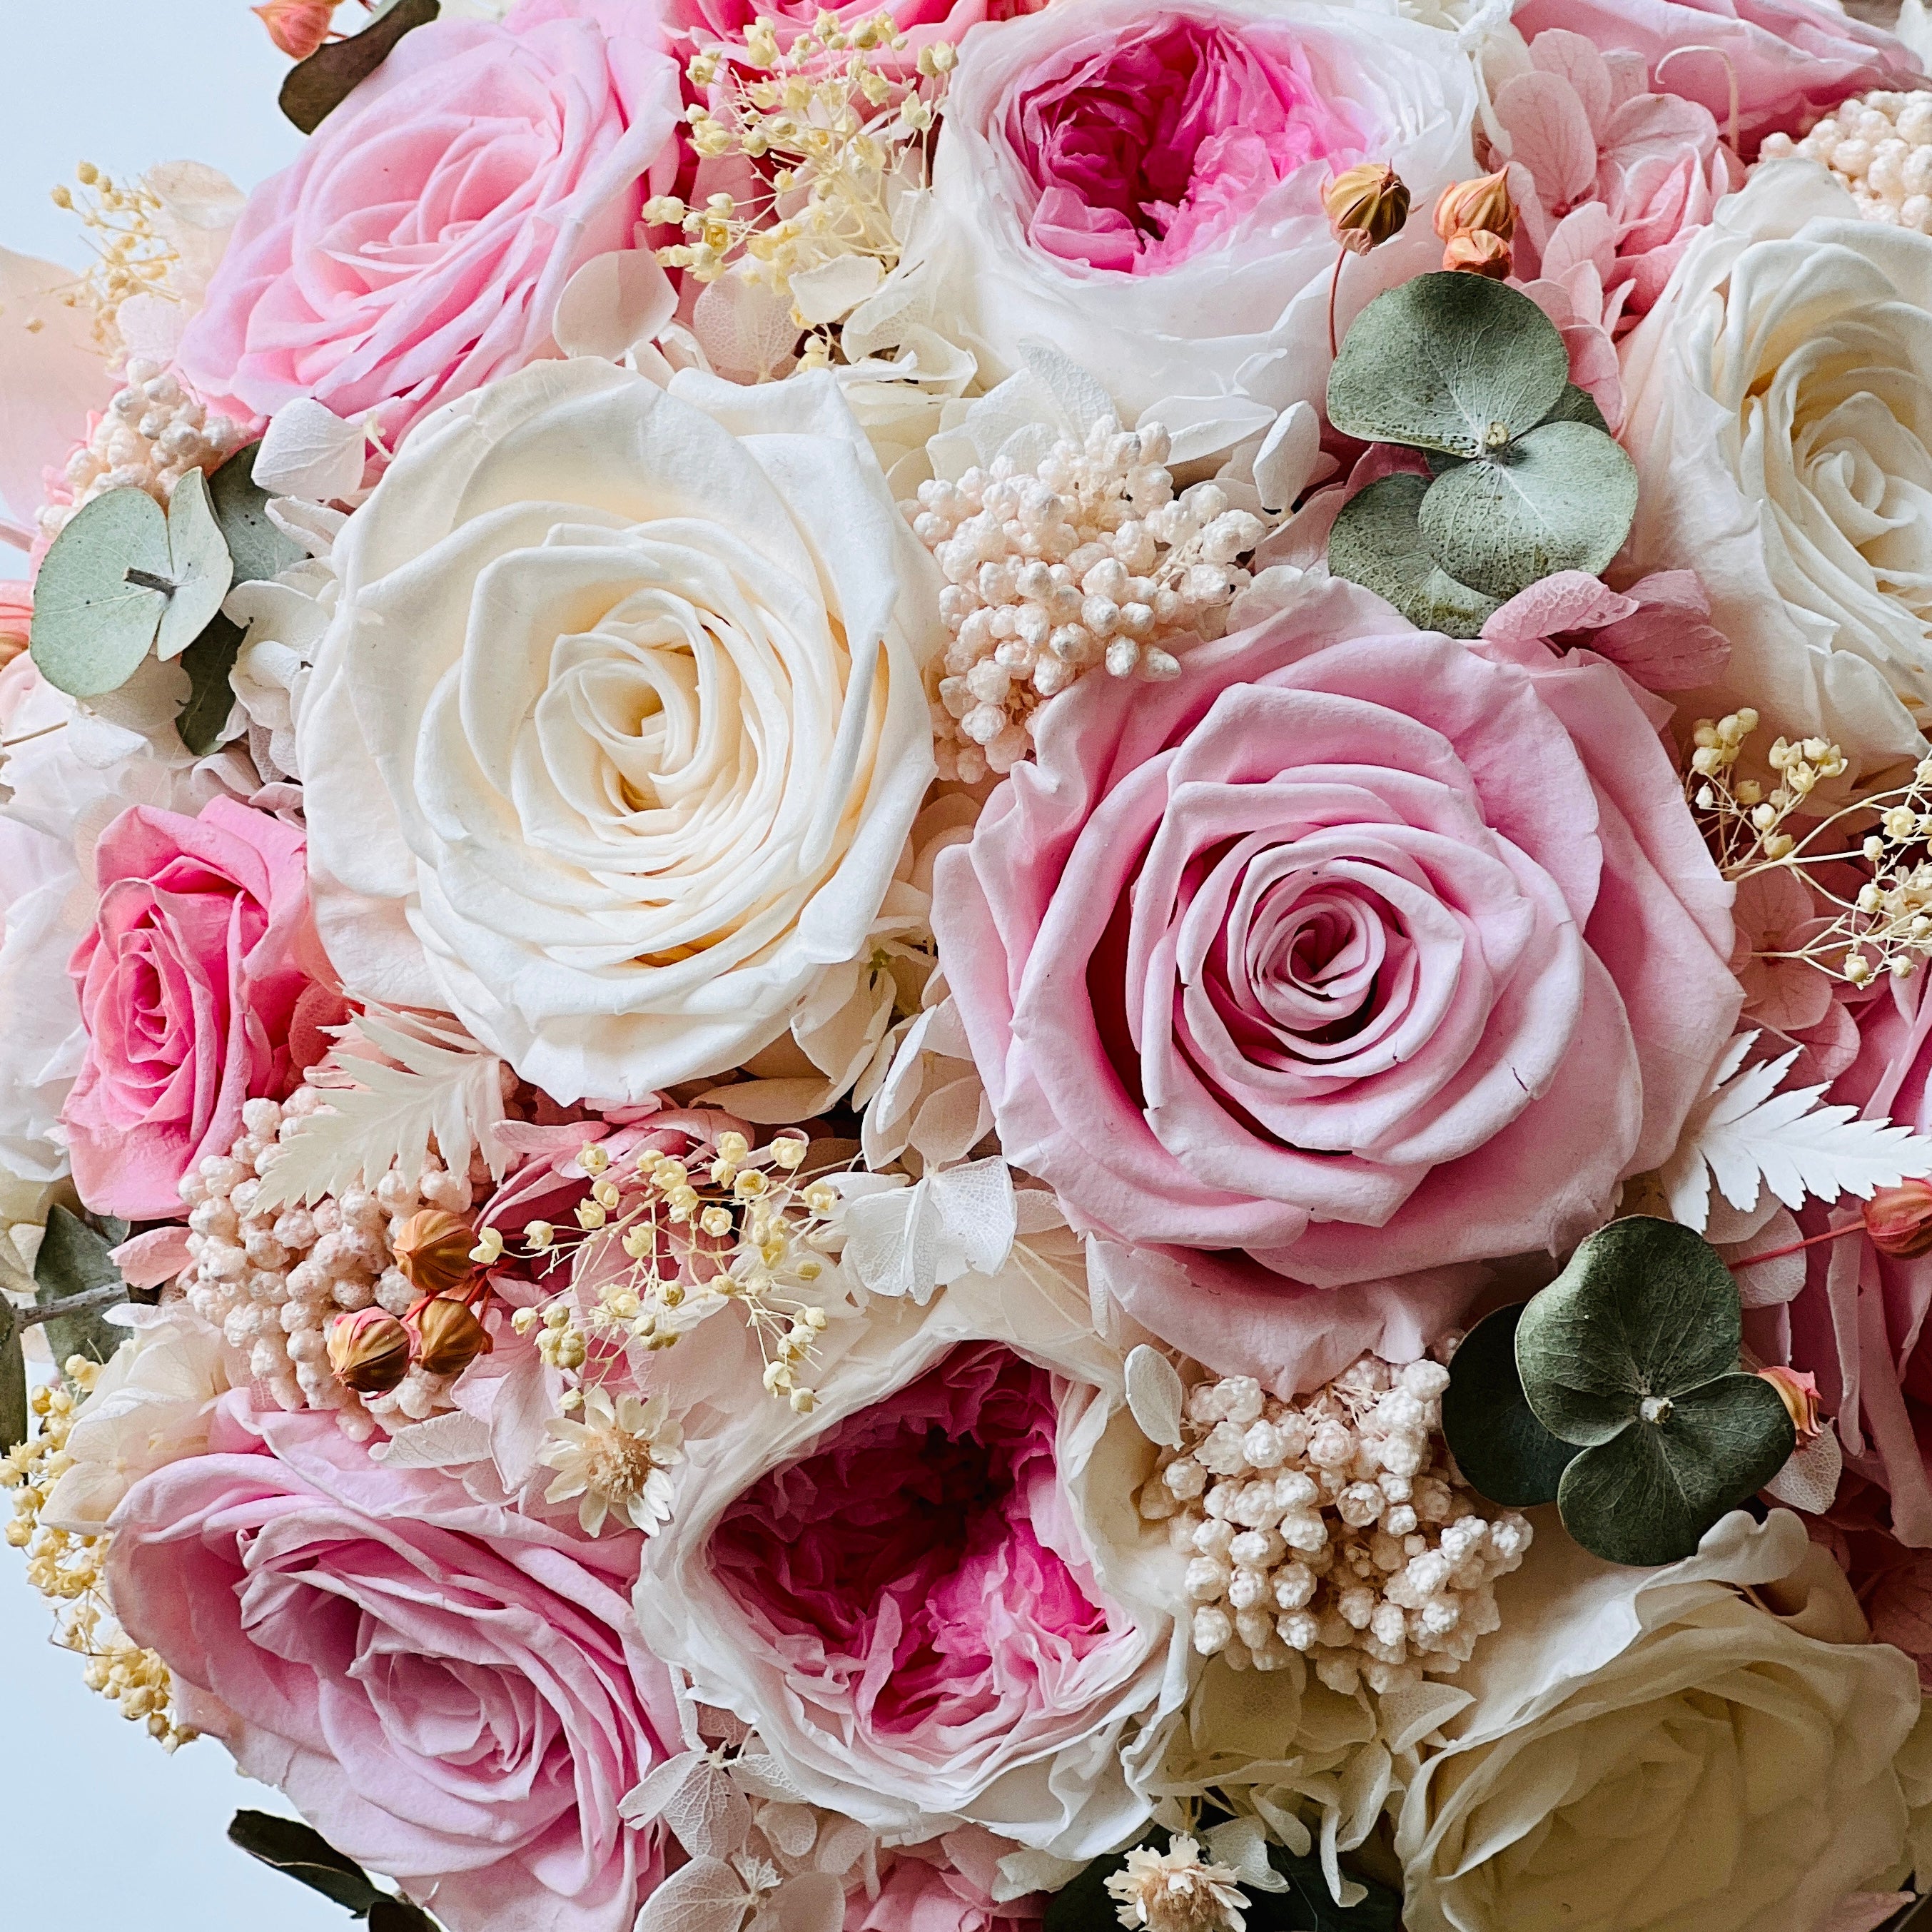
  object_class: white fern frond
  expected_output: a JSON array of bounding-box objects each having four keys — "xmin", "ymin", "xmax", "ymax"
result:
[
  {"xmin": 1659, "ymin": 1032, "xmax": 1932, "ymax": 1233},
  {"xmin": 253, "ymin": 1009, "xmax": 510, "ymax": 1210}
]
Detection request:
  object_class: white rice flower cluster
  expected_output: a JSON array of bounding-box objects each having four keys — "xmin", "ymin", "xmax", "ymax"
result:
[
  {"xmin": 177, "ymin": 1091, "xmax": 475, "ymax": 1440},
  {"xmin": 39, "ymin": 358, "xmax": 246, "ymax": 542},
  {"xmin": 1138, "ymin": 1354, "xmax": 1532, "ymax": 1695},
  {"xmin": 906, "ymin": 418, "xmax": 1270, "ymax": 782},
  {"xmin": 1761, "ymin": 93, "xmax": 1932, "ymax": 231}
]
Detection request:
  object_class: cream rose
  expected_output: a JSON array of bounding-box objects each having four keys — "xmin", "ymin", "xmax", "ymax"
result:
[
  {"xmin": 1395, "ymin": 1510, "xmax": 1923, "ymax": 1932},
  {"xmin": 1621, "ymin": 159, "xmax": 1932, "ymax": 778},
  {"xmin": 298, "ymin": 358, "xmax": 939, "ymax": 1103}
]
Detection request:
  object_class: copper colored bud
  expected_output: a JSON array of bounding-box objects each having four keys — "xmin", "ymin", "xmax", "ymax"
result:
[
  {"xmin": 1755, "ymin": 1365, "xmax": 1824, "ymax": 1443},
  {"xmin": 1323, "ymin": 163, "xmax": 1410, "ymax": 256},
  {"xmin": 1866, "ymin": 1180, "xmax": 1932, "ymax": 1257},
  {"xmin": 1442, "ymin": 228, "xmax": 1513, "ymax": 279},
  {"xmin": 393, "ymin": 1208, "xmax": 482, "ymax": 1297},
  {"xmin": 1433, "ymin": 170, "xmax": 1516, "ymax": 246},
  {"xmin": 252, "ymin": 0, "xmax": 336, "ymax": 60},
  {"xmin": 327, "ymin": 1309, "xmax": 411, "ymax": 1395},
  {"xmin": 408, "ymin": 1295, "xmax": 495, "ymax": 1379}
]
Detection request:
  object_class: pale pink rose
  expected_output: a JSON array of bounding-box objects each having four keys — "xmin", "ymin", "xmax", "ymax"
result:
[
  {"xmin": 177, "ymin": 0, "xmax": 681, "ymax": 448},
  {"xmin": 61, "ymin": 797, "xmax": 314, "ymax": 1220},
  {"xmin": 936, "ymin": 576, "xmax": 1740, "ymax": 1378},
  {"xmin": 1511, "ymin": 0, "xmax": 1921, "ymax": 154},
  {"xmin": 669, "ymin": 0, "xmax": 1041, "ymax": 65},
  {"xmin": 0, "ymin": 579, "xmax": 28, "ymax": 667},
  {"xmin": 846, "ymin": 1838, "xmax": 1046, "ymax": 1932},
  {"xmin": 109, "ymin": 1396, "xmax": 682, "ymax": 1932}
]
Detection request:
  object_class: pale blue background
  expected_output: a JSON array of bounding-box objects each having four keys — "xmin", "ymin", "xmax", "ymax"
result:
[{"xmin": 1, "ymin": 7, "xmax": 334, "ymax": 1927}]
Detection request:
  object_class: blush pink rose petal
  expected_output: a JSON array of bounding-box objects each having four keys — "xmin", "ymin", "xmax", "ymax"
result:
[
  {"xmin": 936, "ymin": 575, "xmax": 1740, "ymax": 1341},
  {"xmin": 62, "ymin": 796, "xmax": 314, "ymax": 1222},
  {"xmin": 177, "ymin": 0, "xmax": 681, "ymax": 447},
  {"xmin": 108, "ymin": 1397, "xmax": 681, "ymax": 1932}
]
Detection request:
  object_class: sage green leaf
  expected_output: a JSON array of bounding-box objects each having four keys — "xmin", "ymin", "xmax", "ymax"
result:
[
  {"xmin": 28, "ymin": 488, "xmax": 171, "ymax": 697},
  {"xmin": 0, "ymin": 1303, "xmax": 26, "ymax": 1453},
  {"xmin": 176, "ymin": 611, "xmax": 248, "ymax": 756},
  {"xmin": 1516, "ymin": 1216, "xmax": 1743, "ymax": 1446},
  {"xmin": 1326, "ymin": 271, "xmax": 1569, "ymax": 458},
  {"xmin": 1417, "ymin": 420, "xmax": 1639, "ymax": 602},
  {"xmin": 1326, "ymin": 474, "xmax": 1499, "ymax": 639},
  {"xmin": 34, "ymin": 1203, "xmax": 129, "ymax": 1372},
  {"xmin": 229, "ymin": 1811, "xmax": 388, "ymax": 1916},
  {"xmin": 1539, "ymin": 383, "xmax": 1611, "ymax": 435},
  {"xmin": 1440, "ymin": 1303, "xmax": 1579, "ymax": 1507},
  {"xmin": 209, "ymin": 440, "xmax": 307, "ymax": 585},
  {"xmin": 279, "ymin": 0, "xmax": 440, "ymax": 135},
  {"xmin": 154, "ymin": 467, "xmax": 234, "ymax": 661},
  {"xmin": 1555, "ymin": 1375, "xmax": 1797, "ymax": 1567}
]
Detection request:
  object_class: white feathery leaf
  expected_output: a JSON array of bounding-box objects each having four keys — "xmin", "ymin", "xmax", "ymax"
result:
[
  {"xmin": 253, "ymin": 1009, "xmax": 510, "ymax": 1211},
  {"xmin": 1659, "ymin": 1033, "xmax": 1932, "ymax": 1233}
]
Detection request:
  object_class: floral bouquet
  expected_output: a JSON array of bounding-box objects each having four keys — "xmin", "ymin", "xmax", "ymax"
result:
[{"xmin": 13, "ymin": 0, "xmax": 1932, "ymax": 1926}]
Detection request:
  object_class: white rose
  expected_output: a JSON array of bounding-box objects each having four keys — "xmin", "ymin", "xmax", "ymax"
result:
[
  {"xmin": 298, "ymin": 358, "xmax": 940, "ymax": 1104},
  {"xmin": 1620, "ymin": 159, "xmax": 1932, "ymax": 777},
  {"xmin": 1395, "ymin": 1509, "xmax": 1923, "ymax": 1932},
  {"xmin": 849, "ymin": 0, "xmax": 1478, "ymax": 465},
  {"xmin": 632, "ymin": 1245, "xmax": 1190, "ymax": 1860}
]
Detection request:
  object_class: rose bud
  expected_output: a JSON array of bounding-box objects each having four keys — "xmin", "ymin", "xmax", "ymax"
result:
[
  {"xmin": 393, "ymin": 1208, "xmax": 482, "ymax": 1296},
  {"xmin": 326, "ymin": 1309, "xmax": 411, "ymax": 1395},
  {"xmin": 1865, "ymin": 1179, "xmax": 1932, "ymax": 1257},
  {"xmin": 1442, "ymin": 228, "xmax": 1513, "ymax": 280},
  {"xmin": 408, "ymin": 1294, "xmax": 495, "ymax": 1378},
  {"xmin": 1756, "ymin": 1365, "xmax": 1824, "ymax": 1444},
  {"xmin": 1322, "ymin": 163, "xmax": 1410, "ymax": 256},
  {"xmin": 252, "ymin": 0, "xmax": 337, "ymax": 60},
  {"xmin": 1433, "ymin": 170, "xmax": 1515, "ymax": 246}
]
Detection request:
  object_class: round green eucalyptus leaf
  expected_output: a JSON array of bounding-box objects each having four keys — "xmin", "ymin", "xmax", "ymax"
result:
[
  {"xmin": 1326, "ymin": 473, "xmax": 1500, "ymax": 639},
  {"xmin": 1417, "ymin": 420, "xmax": 1639, "ymax": 602},
  {"xmin": 1516, "ymin": 1216, "xmax": 1744, "ymax": 1447},
  {"xmin": 1326, "ymin": 271, "xmax": 1569, "ymax": 459},
  {"xmin": 1440, "ymin": 1303, "xmax": 1579, "ymax": 1507},
  {"xmin": 28, "ymin": 487, "xmax": 171, "ymax": 697},
  {"xmin": 154, "ymin": 467, "xmax": 234, "ymax": 662},
  {"xmin": 1554, "ymin": 1375, "xmax": 1797, "ymax": 1567},
  {"xmin": 1538, "ymin": 383, "xmax": 1611, "ymax": 435},
  {"xmin": 209, "ymin": 441, "xmax": 305, "ymax": 585}
]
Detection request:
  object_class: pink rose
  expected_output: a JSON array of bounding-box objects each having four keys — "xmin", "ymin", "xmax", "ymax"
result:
[
  {"xmin": 669, "ymin": 0, "xmax": 1041, "ymax": 64},
  {"xmin": 109, "ymin": 1397, "xmax": 681, "ymax": 1932},
  {"xmin": 847, "ymin": 1839, "xmax": 1046, "ymax": 1932},
  {"xmin": 62, "ymin": 796, "xmax": 314, "ymax": 1220},
  {"xmin": 1511, "ymin": 0, "xmax": 1921, "ymax": 153},
  {"xmin": 0, "ymin": 578, "xmax": 28, "ymax": 667},
  {"xmin": 177, "ymin": 0, "xmax": 681, "ymax": 447},
  {"xmin": 936, "ymin": 577, "xmax": 1739, "ymax": 1383}
]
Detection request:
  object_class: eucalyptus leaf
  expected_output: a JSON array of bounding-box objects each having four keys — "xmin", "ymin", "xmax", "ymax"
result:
[
  {"xmin": 1554, "ymin": 1375, "xmax": 1796, "ymax": 1567},
  {"xmin": 176, "ymin": 611, "xmax": 249, "ymax": 756},
  {"xmin": 229, "ymin": 1810, "xmax": 388, "ymax": 1916},
  {"xmin": 1326, "ymin": 474, "xmax": 1499, "ymax": 639},
  {"xmin": 367, "ymin": 1895, "xmax": 440, "ymax": 1932},
  {"xmin": 28, "ymin": 488, "xmax": 172, "ymax": 697},
  {"xmin": 1440, "ymin": 1303, "xmax": 1579, "ymax": 1507},
  {"xmin": 154, "ymin": 467, "xmax": 235, "ymax": 661},
  {"xmin": 1516, "ymin": 1216, "xmax": 1744, "ymax": 1446},
  {"xmin": 279, "ymin": 0, "xmax": 440, "ymax": 135},
  {"xmin": 1539, "ymin": 383, "xmax": 1611, "ymax": 434},
  {"xmin": 0, "ymin": 1304, "xmax": 26, "ymax": 1453},
  {"xmin": 1417, "ymin": 420, "xmax": 1639, "ymax": 602},
  {"xmin": 34, "ymin": 1204, "xmax": 129, "ymax": 1371},
  {"xmin": 1326, "ymin": 272, "xmax": 1569, "ymax": 458},
  {"xmin": 209, "ymin": 440, "xmax": 307, "ymax": 584},
  {"xmin": 1265, "ymin": 1843, "xmax": 1402, "ymax": 1932}
]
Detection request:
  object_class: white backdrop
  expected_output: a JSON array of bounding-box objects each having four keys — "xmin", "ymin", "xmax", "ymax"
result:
[{"xmin": 4, "ymin": 8, "xmax": 335, "ymax": 1930}]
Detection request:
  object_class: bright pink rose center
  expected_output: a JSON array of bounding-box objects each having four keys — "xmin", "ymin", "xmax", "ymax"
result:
[
  {"xmin": 711, "ymin": 1344, "xmax": 1108, "ymax": 1737},
  {"xmin": 1008, "ymin": 14, "xmax": 1368, "ymax": 273}
]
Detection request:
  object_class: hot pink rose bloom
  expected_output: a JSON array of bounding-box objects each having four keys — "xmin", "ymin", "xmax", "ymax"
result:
[
  {"xmin": 177, "ymin": 0, "xmax": 681, "ymax": 447},
  {"xmin": 936, "ymin": 577, "xmax": 1740, "ymax": 1377},
  {"xmin": 109, "ymin": 1397, "xmax": 681, "ymax": 1932},
  {"xmin": 62, "ymin": 796, "xmax": 314, "ymax": 1221},
  {"xmin": 1512, "ymin": 0, "xmax": 1921, "ymax": 153}
]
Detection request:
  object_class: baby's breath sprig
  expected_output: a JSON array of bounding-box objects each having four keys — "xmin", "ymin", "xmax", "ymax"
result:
[
  {"xmin": 1689, "ymin": 706, "xmax": 1932, "ymax": 986},
  {"xmin": 49, "ymin": 161, "xmax": 181, "ymax": 349},
  {"xmin": 503, "ymin": 1130, "xmax": 839, "ymax": 1417},
  {"xmin": 652, "ymin": 11, "xmax": 956, "ymax": 365}
]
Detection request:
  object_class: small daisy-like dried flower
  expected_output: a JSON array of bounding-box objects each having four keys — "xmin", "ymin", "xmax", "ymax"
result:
[
  {"xmin": 540, "ymin": 1388, "xmax": 684, "ymax": 1537},
  {"xmin": 1105, "ymin": 1838, "xmax": 1248, "ymax": 1932}
]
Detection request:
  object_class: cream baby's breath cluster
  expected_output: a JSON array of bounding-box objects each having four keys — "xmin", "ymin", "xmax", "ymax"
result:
[
  {"xmin": 1761, "ymin": 92, "xmax": 1932, "ymax": 229},
  {"xmin": 1139, "ymin": 1353, "xmax": 1532, "ymax": 1694},
  {"xmin": 908, "ymin": 418, "xmax": 1275, "ymax": 781},
  {"xmin": 49, "ymin": 162, "xmax": 181, "ymax": 345}
]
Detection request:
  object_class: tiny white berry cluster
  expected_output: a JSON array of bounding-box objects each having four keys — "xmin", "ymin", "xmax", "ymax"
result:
[
  {"xmin": 906, "ymin": 418, "xmax": 1273, "ymax": 782},
  {"xmin": 1761, "ymin": 93, "xmax": 1932, "ymax": 229},
  {"xmin": 40, "ymin": 358, "xmax": 246, "ymax": 543},
  {"xmin": 178, "ymin": 1091, "xmax": 479, "ymax": 1439},
  {"xmin": 1139, "ymin": 1354, "xmax": 1532, "ymax": 1696}
]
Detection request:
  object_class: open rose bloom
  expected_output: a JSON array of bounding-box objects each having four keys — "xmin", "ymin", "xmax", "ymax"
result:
[{"xmin": 16, "ymin": 0, "xmax": 1932, "ymax": 1926}]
